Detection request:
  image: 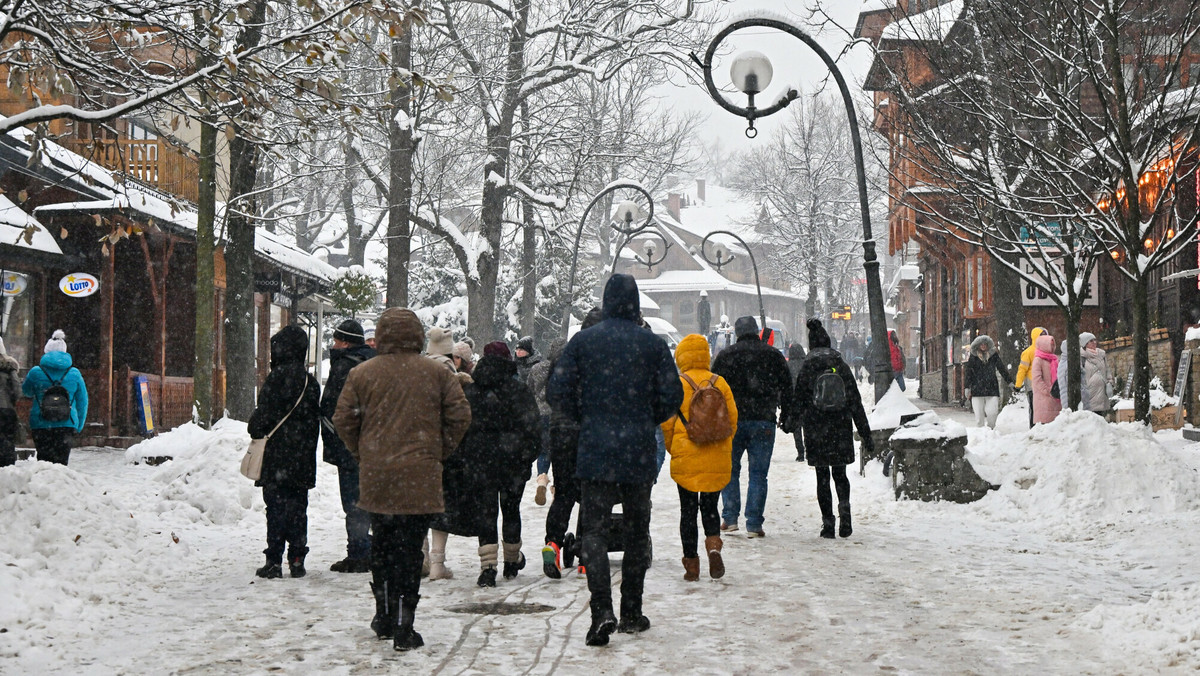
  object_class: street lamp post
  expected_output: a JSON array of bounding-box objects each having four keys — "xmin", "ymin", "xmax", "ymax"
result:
[
  {"xmin": 699, "ymin": 230, "xmax": 766, "ymax": 335},
  {"xmin": 692, "ymin": 18, "xmax": 893, "ymax": 402},
  {"xmin": 609, "ymin": 228, "xmax": 672, "ymax": 275},
  {"xmin": 562, "ymin": 182, "xmax": 655, "ymax": 336}
]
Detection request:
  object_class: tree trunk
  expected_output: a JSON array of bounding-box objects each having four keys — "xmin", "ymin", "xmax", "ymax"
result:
[
  {"xmin": 471, "ymin": 123, "xmax": 509, "ymax": 343},
  {"xmin": 386, "ymin": 25, "xmax": 414, "ymax": 307},
  {"xmin": 1132, "ymin": 276, "xmax": 1151, "ymax": 421},
  {"xmin": 343, "ymin": 140, "xmax": 365, "ymax": 266},
  {"xmin": 1064, "ymin": 305, "xmax": 1082, "ymax": 411},
  {"xmin": 991, "ymin": 252, "xmax": 1024, "ymax": 407},
  {"xmin": 224, "ymin": 122, "xmax": 259, "ymax": 421},
  {"xmin": 519, "ymin": 197, "xmax": 537, "ymax": 338},
  {"xmin": 193, "ymin": 91, "xmax": 217, "ymax": 428}
]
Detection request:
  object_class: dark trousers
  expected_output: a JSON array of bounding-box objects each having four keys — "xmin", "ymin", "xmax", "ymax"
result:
[
  {"xmin": 815, "ymin": 465, "xmax": 851, "ymax": 521},
  {"xmin": 31, "ymin": 427, "xmax": 72, "ymax": 465},
  {"xmin": 337, "ymin": 465, "xmax": 372, "ymax": 560},
  {"xmin": 371, "ymin": 513, "xmax": 432, "ymax": 601},
  {"xmin": 578, "ymin": 480, "xmax": 652, "ymax": 617},
  {"xmin": 0, "ymin": 408, "xmax": 17, "ymax": 467},
  {"xmin": 478, "ymin": 474, "xmax": 524, "ymax": 546},
  {"xmin": 677, "ymin": 485, "xmax": 720, "ymax": 559},
  {"xmin": 1027, "ymin": 389, "xmax": 1035, "ymax": 427},
  {"xmin": 544, "ymin": 426, "xmax": 581, "ymax": 544},
  {"xmin": 262, "ymin": 484, "xmax": 309, "ymax": 563}
]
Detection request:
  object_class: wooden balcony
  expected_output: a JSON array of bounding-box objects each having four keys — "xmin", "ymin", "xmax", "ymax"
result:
[{"xmin": 60, "ymin": 137, "xmax": 199, "ymax": 203}]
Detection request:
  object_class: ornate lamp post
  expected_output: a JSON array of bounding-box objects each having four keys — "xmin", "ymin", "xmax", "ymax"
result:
[
  {"xmin": 609, "ymin": 227, "xmax": 671, "ymax": 275},
  {"xmin": 699, "ymin": 230, "xmax": 766, "ymax": 335},
  {"xmin": 562, "ymin": 182, "xmax": 655, "ymax": 335},
  {"xmin": 692, "ymin": 18, "xmax": 893, "ymax": 402}
]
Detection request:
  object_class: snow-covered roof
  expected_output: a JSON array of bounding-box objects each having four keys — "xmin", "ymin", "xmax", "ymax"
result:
[
  {"xmin": 861, "ymin": 0, "xmax": 897, "ymax": 12},
  {"xmin": 638, "ymin": 290, "xmax": 660, "ymax": 312},
  {"xmin": 0, "ymin": 194, "xmax": 61, "ymax": 254},
  {"xmin": 664, "ymin": 183, "xmax": 760, "ymax": 245},
  {"xmin": 637, "ymin": 268, "xmax": 805, "ymax": 301},
  {"xmin": 880, "ymin": 0, "xmax": 965, "ymax": 43}
]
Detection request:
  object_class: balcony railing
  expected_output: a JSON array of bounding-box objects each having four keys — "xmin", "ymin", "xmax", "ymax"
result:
[{"xmin": 60, "ymin": 137, "xmax": 199, "ymax": 203}]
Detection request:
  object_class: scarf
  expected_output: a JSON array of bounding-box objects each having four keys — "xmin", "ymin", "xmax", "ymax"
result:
[{"xmin": 1035, "ymin": 349, "xmax": 1059, "ymax": 383}]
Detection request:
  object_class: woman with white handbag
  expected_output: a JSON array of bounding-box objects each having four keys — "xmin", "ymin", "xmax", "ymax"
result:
[{"xmin": 247, "ymin": 325, "xmax": 321, "ymax": 579}]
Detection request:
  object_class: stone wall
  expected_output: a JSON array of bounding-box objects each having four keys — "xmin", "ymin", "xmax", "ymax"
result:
[{"xmin": 1099, "ymin": 333, "xmax": 1173, "ymax": 391}]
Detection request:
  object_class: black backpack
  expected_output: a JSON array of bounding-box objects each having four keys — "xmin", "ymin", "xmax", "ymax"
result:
[
  {"xmin": 812, "ymin": 365, "xmax": 848, "ymax": 412},
  {"xmin": 40, "ymin": 372, "xmax": 72, "ymax": 423}
]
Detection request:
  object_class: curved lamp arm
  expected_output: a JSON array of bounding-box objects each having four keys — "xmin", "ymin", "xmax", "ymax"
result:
[{"xmin": 700, "ymin": 230, "xmax": 765, "ymax": 334}]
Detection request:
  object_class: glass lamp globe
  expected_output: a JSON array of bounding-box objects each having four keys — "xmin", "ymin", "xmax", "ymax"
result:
[
  {"xmin": 730, "ymin": 50, "xmax": 773, "ymax": 95},
  {"xmin": 614, "ymin": 200, "xmax": 640, "ymax": 224}
]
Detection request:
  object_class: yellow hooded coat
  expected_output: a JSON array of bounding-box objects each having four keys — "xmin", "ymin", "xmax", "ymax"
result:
[
  {"xmin": 662, "ymin": 334, "xmax": 738, "ymax": 493},
  {"xmin": 1015, "ymin": 327, "xmax": 1046, "ymax": 389}
]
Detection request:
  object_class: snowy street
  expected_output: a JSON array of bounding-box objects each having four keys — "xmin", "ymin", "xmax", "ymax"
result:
[{"xmin": 4, "ymin": 386, "xmax": 1200, "ymax": 675}]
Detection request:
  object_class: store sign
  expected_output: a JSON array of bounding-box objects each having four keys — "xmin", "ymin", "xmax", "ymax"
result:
[
  {"xmin": 1020, "ymin": 258, "xmax": 1098, "ymax": 307},
  {"xmin": 2, "ymin": 272, "xmax": 27, "ymax": 296},
  {"xmin": 59, "ymin": 273, "xmax": 99, "ymax": 297}
]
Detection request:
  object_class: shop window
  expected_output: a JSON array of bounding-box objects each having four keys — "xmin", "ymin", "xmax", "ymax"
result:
[{"xmin": 1, "ymin": 271, "xmax": 35, "ymax": 369}]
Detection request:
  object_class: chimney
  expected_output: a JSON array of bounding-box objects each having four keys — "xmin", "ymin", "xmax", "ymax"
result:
[
  {"xmin": 667, "ymin": 193, "xmax": 682, "ymax": 222},
  {"xmin": 696, "ymin": 178, "xmax": 706, "ymax": 202}
]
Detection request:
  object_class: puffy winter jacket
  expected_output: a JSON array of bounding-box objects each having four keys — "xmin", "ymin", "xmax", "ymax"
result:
[
  {"xmin": 793, "ymin": 347, "xmax": 871, "ymax": 467},
  {"xmin": 1015, "ymin": 327, "xmax": 1047, "ymax": 389},
  {"xmin": 965, "ymin": 335, "xmax": 1011, "ymax": 398},
  {"xmin": 1031, "ymin": 334, "xmax": 1062, "ymax": 424},
  {"xmin": 248, "ymin": 325, "xmax": 322, "ymax": 493},
  {"xmin": 711, "ymin": 333, "xmax": 794, "ymax": 423},
  {"xmin": 22, "ymin": 351, "xmax": 88, "ymax": 433},
  {"xmin": 1081, "ymin": 347, "xmax": 1111, "ymax": 412},
  {"xmin": 662, "ymin": 334, "xmax": 738, "ymax": 494},
  {"xmin": 320, "ymin": 342, "xmax": 376, "ymax": 467}
]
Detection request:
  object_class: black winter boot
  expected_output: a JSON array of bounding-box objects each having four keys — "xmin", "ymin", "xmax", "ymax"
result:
[
  {"xmin": 618, "ymin": 594, "xmax": 651, "ymax": 635},
  {"xmin": 369, "ymin": 577, "xmax": 394, "ymax": 640},
  {"xmin": 820, "ymin": 516, "xmax": 836, "ymax": 539},
  {"xmin": 393, "ymin": 595, "xmax": 424, "ymax": 651},
  {"xmin": 288, "ymin": 547, "xmax": 309, "ymax": 578},
  {"xmin": 477, "ymin": 567, "xmax": 497, "ymax": 588},
  {"xmin": 585, "ymin": 608, "xmax": 618, "ymax": 647},
  {"xmin": 838, "ymin": 502, "xmax": 853, "ymax": 538},
  {"xmin": 255, "ymin": 558, "xmax": 283, "ymax": 579}
]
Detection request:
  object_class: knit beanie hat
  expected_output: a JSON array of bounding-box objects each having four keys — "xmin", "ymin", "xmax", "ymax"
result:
[
  {"xmin": 427, "ymin": 327, "xmax": 455, "ymax": 357},
  {"xmin": 807, "ymin": 319, "xmax": 831, "ymax": 349},
  {"xmin": 734, "ymin": 316, "xmax": 759, "ymax": 338},
  {"xmin": 333, "ymin": 319, "xmax": 365, "ymax": 345},
  {"xmin": 44, "ymin": 329, "xmax": 67, "ymax": 354},
  {"xmin": 516, "ymin": 336, "xmax": 535, "ymax": 354},
  {"xmin": 363, "ymin": 326, "xmax": 375, "ymax": 342},
  {"xmin": 484, "ymin": 341, "xmax": 512, "ymax": 360},
  {"xmin": 453, "ymin": 341, "xmax": 474, "ymax": 362}
]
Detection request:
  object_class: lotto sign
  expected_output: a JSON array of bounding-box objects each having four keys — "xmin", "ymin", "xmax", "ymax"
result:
[
  {"xmin": 2, "ymin": 272, "xmax": 27, "ymax": 296},
  {"xmin": 59, "ymin": 273, "xmax": 99, "ymax": 297}
]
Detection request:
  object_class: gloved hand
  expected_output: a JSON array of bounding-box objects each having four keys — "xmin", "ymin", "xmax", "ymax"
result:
[{"xmin": 861, "ymin": 436, "xmax": 875, "ymax": 458}]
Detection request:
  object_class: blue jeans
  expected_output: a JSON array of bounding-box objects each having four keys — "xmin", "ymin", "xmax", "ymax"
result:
[
  {"xmin": 894, "ymin": 372, "xmax": 906, "ymax": 391},
  {"xmin": 655, "ymin": 427, "xmax": 666, "ymax": 481},
  {"xmin": 536, "ymin": 415, "xmax": 551, "ymax": 476},
  {"xmin": 720, "ymin": 420, "xmax": 776, "ymax": 531},
  {"xmin": 338, "ymin": 465, "xmax": 372, "ymax": 560}
]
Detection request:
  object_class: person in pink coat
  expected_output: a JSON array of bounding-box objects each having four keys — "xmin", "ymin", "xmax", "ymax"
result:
[{"xmin": 1031, "ymin": 333, "xmax": 1062, "ymax": 424}]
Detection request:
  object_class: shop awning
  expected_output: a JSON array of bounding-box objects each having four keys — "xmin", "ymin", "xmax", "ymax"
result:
[{"xmin": 0, "ymin": 194, "xmax": 62, "ymax": 254}]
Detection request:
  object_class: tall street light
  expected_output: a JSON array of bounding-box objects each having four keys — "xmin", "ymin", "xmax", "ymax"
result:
[
  {"xmin": 698, "ymin": 230, "xmax": 766, "ymax": 335},
  {"xmin": 562, "ymin": 181, "xmax": 655, "ymax": 335},
  {"xmin": 609, "ymin": 226, "xmax": 672, "ymax": 275},
  {"xmin": 692, "ymin": 17, "xmax": 893, "ymax": 402}
]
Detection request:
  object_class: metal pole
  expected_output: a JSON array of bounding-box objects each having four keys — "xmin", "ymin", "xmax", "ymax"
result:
[
  {"xmin": 695, "ymin": 18, "xmax": 892, "ymax": 401},
  {"xmin": 699, "ymin": 230, "xmax": 766, "ymax": 338}
]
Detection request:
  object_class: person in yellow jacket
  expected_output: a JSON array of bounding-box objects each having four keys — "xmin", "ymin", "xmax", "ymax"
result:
[
  {"xmin": 1014, "ymin": 327, "xmax": 1046, "ymax": 429},
  {"xmin": 661, "ymin": 334, "xmax": 738, "ymax": 582}
]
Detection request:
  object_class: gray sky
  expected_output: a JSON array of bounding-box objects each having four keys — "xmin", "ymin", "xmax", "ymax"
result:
[{"xmin": 663, "ymin": 0, "xmax": 875, "ymax": 152}]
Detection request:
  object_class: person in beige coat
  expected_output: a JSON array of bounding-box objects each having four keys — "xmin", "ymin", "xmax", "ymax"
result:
[{"xmin": 333, "ymin": 308, "xmax": 472, "ymax": 652}]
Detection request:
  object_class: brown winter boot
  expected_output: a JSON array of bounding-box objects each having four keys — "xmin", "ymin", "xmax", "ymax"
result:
[
  {"xmin": 682, "ymin": 556, "xmax": 700, "ymax": 581},
  {"xmin": 705, "ymin": 535, "xmax": 725, "ymax": 579}
]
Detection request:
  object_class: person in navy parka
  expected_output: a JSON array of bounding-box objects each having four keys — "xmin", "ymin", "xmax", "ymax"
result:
[{"xmin": 22, "ymin": 330, "xmax": 88, "ymax": 465}]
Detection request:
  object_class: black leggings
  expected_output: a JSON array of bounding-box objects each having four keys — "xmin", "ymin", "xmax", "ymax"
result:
[
  {"xmin": 478, "ymin": 474, "xmax": 525, "ymax": 546},
  {"xmin": 371, "ymin": 513, "xmax": 432, "ymax": 600},
  {"xmin": 815, "ymin": 465, "xmax": 850, "ymax": 519},
  {"xmin": 677, "ymin": 485, "xmax": 720, "ymax": 559},
  {"xmin": 544, "ymin": 426, "xmax": 581, "ymax": 544}
]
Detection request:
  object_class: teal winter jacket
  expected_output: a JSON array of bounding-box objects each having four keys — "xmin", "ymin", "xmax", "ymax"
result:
[{"xmin": 22, "ymin": 351, "xmax": 88, "ymax": 432}]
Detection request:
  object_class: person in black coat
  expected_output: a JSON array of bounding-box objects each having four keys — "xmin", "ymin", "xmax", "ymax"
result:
[
  {"xmin": 786, "ymin": 342, "xmax": 807, "ymax": 462},
  {"xmin": 547, "ymin": 274, "xmax": 683, "ymax": 647},
  {"xmin": 711, "ymin": 316, "xmax": 794, "ymax": 538},
  {"xmin": 964, "ymin": 334, "xmax": 1012, "ymax": 428},
  {"xmin": 455, "ymin": 342, "xmax": 542, "ymax": 588},
  {"xmin": 320, "ymin": 319, "xmax": 377, "ymax": 573},
  {"xmin": 248, "ymin": 324, "xmax": 321, "ymax": 579},
  {"xmin": 792, "ymin": 319, "xmax": 872, "ymax": 540}
]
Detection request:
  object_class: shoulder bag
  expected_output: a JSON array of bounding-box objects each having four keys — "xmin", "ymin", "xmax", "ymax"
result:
[{"xmin": 241, "ymin": 377, "xmax": 309, "ymax": 481}]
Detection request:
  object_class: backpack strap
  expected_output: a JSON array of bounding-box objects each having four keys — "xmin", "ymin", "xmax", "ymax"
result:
[
  {"xmin": 707, "ymin": 375, "xmax": 719, "ymax": 387},
  {"xmin": 680, "ymin": 372, "xmax": 701, "ymax": 391}
]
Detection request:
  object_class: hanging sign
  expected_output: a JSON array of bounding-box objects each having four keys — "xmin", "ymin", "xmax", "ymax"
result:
[
  {"xmin": 2, "ymin": 272, "xmax": 27, "ymax": 296},
  {"xmin": 1174, "ymin": 350, "xmax": 1192, "ymax": 427},
  {"xmin": 59, "ymin": 273, "xmax": 99, "ymax": 297}
]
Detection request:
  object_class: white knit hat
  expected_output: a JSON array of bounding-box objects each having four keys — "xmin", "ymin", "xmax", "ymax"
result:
[
  {"xmin": 426, "ymin": 327, "xmax": 455, "ymax": 357},
  {"xmin": 44, "ymin": 329, "xmax": 67, "ymax": 354}
]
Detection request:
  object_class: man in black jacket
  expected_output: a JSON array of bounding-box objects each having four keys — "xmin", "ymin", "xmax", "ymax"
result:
[
  {"xmin": 547, "ymin": 275, "xmax": 683, "ymax": 647},
  {"xmin": 321, "ymin": 319, "xmax": 377, "ymax": 573},
  {"xmin": 711, "ymin": 316, "xmax": 794, "ymax": 538}
]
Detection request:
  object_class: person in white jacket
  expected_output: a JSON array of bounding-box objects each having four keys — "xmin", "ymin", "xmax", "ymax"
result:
[{"xmin": 1079, "ymin": 332, "xmax": 1112, "ymax": 413}]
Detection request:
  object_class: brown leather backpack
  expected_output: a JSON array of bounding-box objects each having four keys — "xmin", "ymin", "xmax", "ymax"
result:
[{"xmin": 678, "ymin": 373, "xmax": 733, "ymax": 445}]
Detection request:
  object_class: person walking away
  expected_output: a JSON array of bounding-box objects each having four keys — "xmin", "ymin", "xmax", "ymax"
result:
[
  {"xmin": 662, "ymin": 334, "xmax": 737, "ymax": 581},
  {"xmin": 527, "ymin": 340, "xmax": 557, "ymax": 507},
  {"xmin": 964, "ymin": 335, "xmax": 1012, "ymax": 428},
  {"xmin": 458, "ymin": 341, "xmax": 541, "ymax": 587},
  {"xmin": 547, "ymin": 274, "xmax": 683, "ymax": 647},
  {"xmin": 786, "ymin": 342, "xmax": 807, "ymax": 462},
  {"xmin": 515, "ymin": 335, "xmax": 551, "ymax": 502},
  {"xmin": 711, "ymin": 316, "xmax": 794, "ymax": 538},
  {"xmin": 21, "ymin": 330, "xmax": 87, "ymax": 465},
  {"xmin": 887, "ymin": 330, "xmax": 907, "ymax": 391},
  {"xmin": 696, "ymin": 291, "xmax": 711, "ymax": 335},
  {"xmin": 248, "ymin": 325, "xmax": 321, "ymax": 579},
  {"xmin": 841, "ymin": 332, "xmax": 860, "ymax": 375},
  {"xmin": 0, "ymin": 337, "xmax": 20, "ymax": 467},
  {"xmin": 1015, "ymin": 327, "xmax": 1047, "ymax": 427},
  {"xmin": 333, "ymin": 308, "xmax": 471, "ymax": 651},
  {"xmin": 792, "ymin": 319, "xmax": 872, "ymax": 538},
  {"xmin": 1031, "ymin": 333, "xmax": 1062, "ymax": 424},
  {"xmin": 424, "ymin": 326, "xmax": 474, "ymax": 581},
  {"xmin": 1079, "ymin": 332, "xmax": 1112, "ymax": 414},
  {"xmin": 321, "ymin": 319, "xmax": 376, "ymax": 573}
]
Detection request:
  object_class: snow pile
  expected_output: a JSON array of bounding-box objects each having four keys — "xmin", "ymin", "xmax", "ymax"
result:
[
  {"xmin": 1186, "ymin": 326, "xmax": 1200, "ymax": 342},
  {"xmin": 1076, "ymin": 585, "xmax": 1200, "ymax": 671},
  {"xmin": 866, "ymin": 381, "xmax": 922, "ymax": 429},
  {"xmin": 129, "ymin": 418, "xmax": 261, "ymax": 525},
  {"xmin": 889, "ymin": 410, "xmax": 967, "ymax": 442},
  {"xmin": 0, "ymin": 463, "xmax": 178, "ymax": 656},
  {"xmin": 968, "ymin": 411, "xmax": 1200, "ymax": 527},
  {"xmin": 995, "ymin": 398, "xmax": 1030, "ymax": 433}
]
